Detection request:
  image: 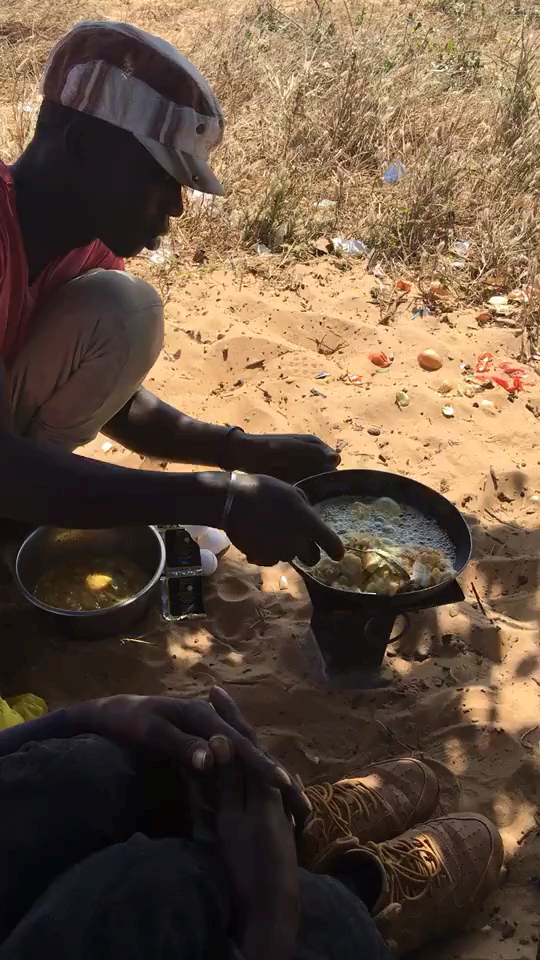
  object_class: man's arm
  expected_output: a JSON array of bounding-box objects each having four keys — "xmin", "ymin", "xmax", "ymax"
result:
[
  {"xmin": 103, "ymin": 387, "xmax": 236, "ymax": 467},
  {"xmin": 103, "ymin": 387, "xmax": 341, "ymax": 482},
  {"xmin": 0, "ymin": 428, "xmax": 228, "ymax": 528}
]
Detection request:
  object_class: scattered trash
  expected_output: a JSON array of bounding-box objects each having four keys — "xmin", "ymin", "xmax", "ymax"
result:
[
  {"xmin": 315, "ymin": 372, "xmax": 329, "ymax": 379},
  {"xmin": 395, "ymin": 389, "xmax": 410, "ymax": 409},
  {"xmin": 451, "ymin": 239, "xmax": 470, "ymax": 258},
  {"xmin": 451, "ymin": 259, "xmax": 467, "ymax": 270},
  {"xmin": 200, "ymin": 549, "xmax": 218, "ymax": 576},
  {"xmin": 190, "ymin": 190, "xmax": 226, "ymax": 218},
  {"xmin": 249, "ymin": 242, "xmax": 272, "ymax": 256},
  {"xmin": 346, "ymin": 372, "xmax": 363, "ymax": 386},
  {"xmin": 332, "ymin": 237, "xmax": 372, "ymax": 257},
  {"xmin": 476, "ymin": 311, "xmax": 492, "ymax": 325},
  {"xmin": 314, "ymin": 199, "xmax": 336, "ymax": 209},
  {"xmin": 429, "ymin": 281, "xmax": 454, "ymax": 302},
  {"xmin": 463, "ymin": 386, "xmax": 477, "ymax": 398},
  {"xmin": 101, "ymin": 441, "xmax": 113, "ymax": 453},
  {"xmin": 310, "ymin": 388, "xmax": 327, "ymax": 398},
  {"xmin": 508, "ymin": 288, "xmax": 528, "ymax": 304},
  {"xmin": 413, "ymin": 306, "xmax": 433, "ymax": 320},
  {"xmin": 437, "ymin": 380, "xmax": 454, "ymax": 395},
  {"xmin": 488, "ymin": 295, "xmax": 514, "ymax": 317},
  {"xmin": 442, "ymin": 405, "xmax": 455, "ymax": 418},
  {"xmin": 418, "ymin": 349, "xmax": 443, "ymax": 371},
  {"xmin": 372, "ymin": 264, "xmax": 385, "ymax": 279},
  {"xmin": 279, "ymin": 575, "xmax": 289, "ymax": 590},
  {"xmin": 383, "ymin": 159, "xmax": 406, "ymax": 184},
  {"xmin": 396, "ymin": 279, "xmax": 412, "ymax": 293},
  {"xmin": 274, "ymin": 222, "xmax": 289, "ymax": 249},
  {"xmin": 476, "ymin": 371, "xmax": 525, "ymax": 393},
  {"xmin": 368, "ymin": 351, "xmax": 393, "ymax": 368},
  {"xmin": 314, "ymin": 236, "xmax": 334, "ymax": 255},
  {"xmin": 476, "ymin": 351, "xmax": 493, "ymax": 374},
  {"xmin": 140, "ymin": 237, "xmax": 174, "ymax": 265},
  {"xmin": 479, "ymin": 399, "xmax": 497, "ymax": 416}
]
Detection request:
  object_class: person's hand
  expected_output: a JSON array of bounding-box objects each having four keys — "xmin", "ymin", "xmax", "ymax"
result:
[
  {"xmin": 217, "ymin": 760, "xmax": 299, "ymax": 960},
  {"xmin": 223, "ymin": 472, "xmax": 344, "ymax": 567},
  {"xmin": 68, "ymin": 690, "xmax": 286, "ymax": 783},
  {"xmin": 67, "ymin": 688, "xmax": 310, "ymax": 827},
  {"xmin": 229, "ymin": 431, "xmax": 340, "ymax": 483}
]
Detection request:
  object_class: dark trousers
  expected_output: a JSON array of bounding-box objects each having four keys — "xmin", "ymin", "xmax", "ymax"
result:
[{"xmin": 0, "ymin": 736, "xmax": 391, "ymax": 960}]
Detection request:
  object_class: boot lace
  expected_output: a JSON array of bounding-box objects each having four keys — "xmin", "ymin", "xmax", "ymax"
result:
[
  {"xmin": 366, "ymin": 834, "xmax": 451, "ymax": 904},
  {"xmin": 304, "ymin": 778, "xmax": 394, "ymax": 847}
]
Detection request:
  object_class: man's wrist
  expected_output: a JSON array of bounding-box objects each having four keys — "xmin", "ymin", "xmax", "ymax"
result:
[{"xmin": 218, "ymin": 426, "xmax": 250, "ymax": 471}]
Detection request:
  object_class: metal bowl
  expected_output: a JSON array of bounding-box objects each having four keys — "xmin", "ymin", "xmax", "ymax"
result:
[{"xmin": 15, "ymin": 525, "xmax": 166, "ymax": 639}]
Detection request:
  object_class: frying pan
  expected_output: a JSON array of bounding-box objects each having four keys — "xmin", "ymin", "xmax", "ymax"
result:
[{"xmin": 292, "ymin": 469, "xmax": 472, "ymax": 611}]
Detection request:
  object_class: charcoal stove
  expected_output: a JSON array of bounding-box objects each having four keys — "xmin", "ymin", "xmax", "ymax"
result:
[{"xmin": 293, "ymin": 469, "xmax": 472, "ymax": 688}]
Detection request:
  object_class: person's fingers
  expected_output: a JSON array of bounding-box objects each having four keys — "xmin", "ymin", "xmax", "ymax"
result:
[
  {"xmin": 161, "ymin": 699, "xmax": 292, "ymax": 789},
  {"xmin": 209, "ymin": 734, "xmax": 233, "ymax": 765},
  {"xmin": 209, "ymin": 687, "xmax": 258, "ymax": 745},
  {"xmin": 295, "ymin": 539, "xmax": 320, "ymax": 567},
  {"xmin": 138, "ymin": 714, "xmax": 214, "ymax": 771},
  {"xmin": 304, "ymin": 506, "xmax": 344, "ymax": 560}
]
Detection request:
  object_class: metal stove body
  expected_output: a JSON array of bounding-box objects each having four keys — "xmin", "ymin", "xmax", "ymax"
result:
[{"xmin": 301, "ymin": 575, "xmax": 465, "ymax": 687}]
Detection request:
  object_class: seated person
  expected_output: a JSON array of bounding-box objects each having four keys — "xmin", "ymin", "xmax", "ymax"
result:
[
  {"xmin": 0, "ymin": 690, "xmax": 503, "ymax": 958},
  {"xmin": 0, "ymin": 20, "xmax": 342, "ymax": 569}
]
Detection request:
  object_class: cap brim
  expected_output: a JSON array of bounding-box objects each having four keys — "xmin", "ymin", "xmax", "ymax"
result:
[{"xmin": 136, "ymin": 135, "xmax": 224, "ymax": 196}]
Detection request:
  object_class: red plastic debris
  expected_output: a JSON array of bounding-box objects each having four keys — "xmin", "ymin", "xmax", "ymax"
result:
[
  {"xmin": 368, "ymin": 351, "xmax": 393, "ymax": 368},
  {"xmin": 475, "ymin": 351, "xmax": 494, "ymax": 374}
]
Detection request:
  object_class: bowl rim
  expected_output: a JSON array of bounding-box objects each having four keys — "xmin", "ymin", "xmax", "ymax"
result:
[{"xmin": 15, "ymin": 525, "xmax": 166, "ymax": 618}]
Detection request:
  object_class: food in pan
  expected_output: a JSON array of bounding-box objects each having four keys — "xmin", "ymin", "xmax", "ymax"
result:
[
  {"xmin": 303, "ymin": 496, "xmax": 456, "ymax": 596},
  {"xmin": 34, "ymin": 557, "xmax": 147, "ymax": 611}
]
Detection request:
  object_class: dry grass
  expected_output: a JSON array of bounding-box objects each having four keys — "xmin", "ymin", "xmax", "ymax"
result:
[{"xmin": 1, "ymin": 0, "xmax": 540, "ymax": 303}]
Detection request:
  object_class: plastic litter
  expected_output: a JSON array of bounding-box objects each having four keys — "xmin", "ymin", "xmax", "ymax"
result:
[
  {"xmin": 314, "ymin": 199, "xmax": 336, "ymax": 209},
  {"xmin": 396, "ymin": 280, "xmax": 412, "ymax": 293},
  {"xmin": 383, "ymin": 159, "xmax": 406, "ymax": 184},
  {"xmin": 314, "ymin": 236, "xmax": 333, "ymax": 255},
  {"xmin": 429, "ymin": 281, "xmax": 453, "ymax": 301},
  {"xmin": 372, "ymin": 264, "xmax": 385, "ymax": 279},
  {"xmin": 451, "ymin": 240, "xmax": 470, "ymax": 257},
  {"xmin": 395, "ymin": 389, "xmax": 410, "ymax": 409},
  {"xmin": 479, "ymin": 399, "xmax": 497, "ymax": 416},
  {"xmin": 442, "ymin": 405, "xmax": 455, "ymax": 418},
  {"xmin": 475, "ymin": 351, "xmax": 493, "ymax": 374},
  {"xmin": 101, "ymin": 441, "xmax": 113, "ymax": 453},
  {"xmin": 140, "ymin": 237, "xmax": 174, "ymax": 265},
  {"xmin": 476, "ymin": 311, "xmax": 491, "ymax": 325},
  {"xmin": 315, "ymin": 372, "xmax": 329, "ymax": 379},
  {"xmin": 368, "ymin": 351, "xmax": 393, "ymax": 368},
  {"xmin": 413, "ymin": 307, "xmax": 433, "ymax": 320},
  {"xmin": 250, "ymin": 242, "xmax": 272, "ymax": 256},
  {"xmin": 508, "ymin": 288, "xmax": 528, "ymax": 304},
  {"xmin": 190, "ymin": 190, "xmax": 226, "ymax": 218},
  {"xmin": 346, "ymin": 372, "xmax": 363, "ymax": 386},
  {"xmin": 332, "ymin": 238, "xmax": 372, "ymax": 257}
]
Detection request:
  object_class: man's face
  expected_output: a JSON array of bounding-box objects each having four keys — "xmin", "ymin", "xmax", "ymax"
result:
[{"xmin": 73, "ymin": 121, "xmax": 183, "ymax": 257}]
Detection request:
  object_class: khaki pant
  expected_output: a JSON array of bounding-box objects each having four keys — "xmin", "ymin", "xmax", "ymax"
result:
[{"xmin": 6, "ymin": 270, "xmax": 164, "ymax": 451}]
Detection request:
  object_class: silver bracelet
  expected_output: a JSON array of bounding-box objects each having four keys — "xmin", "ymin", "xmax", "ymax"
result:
[{"xmin": 221, "ymin": 471, "xmax": 237, "ymax": 529}]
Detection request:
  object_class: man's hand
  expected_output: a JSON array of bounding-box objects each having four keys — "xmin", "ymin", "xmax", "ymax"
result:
[
  {"xmin": 224, "ymin": 473, "xmax": 344, "ymax": 567},
  {"xmin": 228, "ymin": 432, "xmax": 340, "ymax": 483},
  {"xmin": 217, "ymin": 761, "xmax": 299, "ymax": 960},
  {"xmin": 67, "ymin": 688, "xmax": 310, "ymax": 827}
]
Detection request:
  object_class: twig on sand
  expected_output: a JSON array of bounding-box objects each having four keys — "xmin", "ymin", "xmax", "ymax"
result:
[
  {"xmin": 471, "ymin": 581, "xmax": 489, "ymax": 619},
  {"xmin": 484, "ymin": 508, "xmax": 523, "ymax": 532},
  {"xmin": 373, "ymin": 718, "xmax": 420, "ymax": 755}
]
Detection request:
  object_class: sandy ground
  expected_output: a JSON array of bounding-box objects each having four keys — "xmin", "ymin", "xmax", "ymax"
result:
[{"xmin": 3, "ymin": 255, "xmax": 540, "ymax": 956}]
